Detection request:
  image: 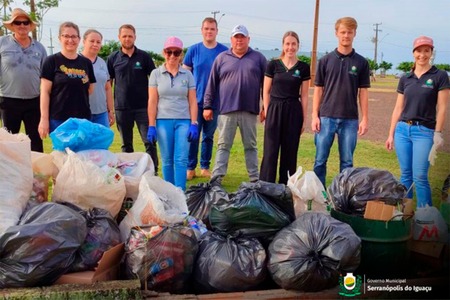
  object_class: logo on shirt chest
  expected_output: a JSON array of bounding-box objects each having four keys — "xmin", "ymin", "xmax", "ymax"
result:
[
  {"xmin": 134, "ymin": 61, "xmax": 142, "ymax": 69},
  {"xmin": 292, "ymin": 69, "xmax": 301, "ymax": 78},
  {"xmin": 422, "ymin": 78, "xmax": 434, "ymax": 89},
  {"xmin": 349, "ymin": 65, "xmax": 358, "ymax": 76}
]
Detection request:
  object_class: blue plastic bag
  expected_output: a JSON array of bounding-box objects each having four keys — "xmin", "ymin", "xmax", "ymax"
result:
[{"xmin": 50, "ymin": 118, "xmax": 114, "ymax": 151}]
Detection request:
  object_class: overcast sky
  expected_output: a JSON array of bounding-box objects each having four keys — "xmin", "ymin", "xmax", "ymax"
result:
[{"xmin": 17, "ymin": 0, "xmax": 450, "ymax": 71}]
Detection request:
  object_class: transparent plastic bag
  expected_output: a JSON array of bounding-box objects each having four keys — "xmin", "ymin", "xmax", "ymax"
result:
[
  {"xmin": 52, "ymin": 149, "xmax": 126, "ymax": 217},
  {"xmin": 0, "ymin": 128, "xmax": 32, "ymax": 235},
  {"xmin": 287, "ymin": 167, "xmax": 330, "ymax": 217}
]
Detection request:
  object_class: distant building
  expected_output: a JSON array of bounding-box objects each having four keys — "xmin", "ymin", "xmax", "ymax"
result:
[{"xmin": 219, "ymin": 43, "xmax": 326, "ymax": 62}]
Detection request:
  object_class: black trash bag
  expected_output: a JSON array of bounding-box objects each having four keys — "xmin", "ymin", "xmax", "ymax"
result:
[
  {"xmin": 124, "ymin": 225, "xmax": 198, "ymax": 294},
  {"xmin": 69, "ymin": 206, "xmax": 121, "ymax": 272},
  {"xmin": 209, "ymin": 180, "xmax": 294, "ymax": 241},
  {"xmin": 0, "ymin": 202, "xmax": 87, "ymax": 288},
  {"xmin": 186, "ymin": 182, "xmax": 229, "ymax": 229},
  {"xmin": 194, "ymin": 231, "xmax": 267, "ymax": 293},
  {"xmin": 328, "ymin": 167, "xmax": 406, "ymax": 216},
  {"xmin": 268, "ymin": 212, "xmax": 361, "ymax": 292}
]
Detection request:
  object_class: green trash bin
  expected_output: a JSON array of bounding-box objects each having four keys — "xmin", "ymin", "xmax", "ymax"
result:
[{"xmin": 331, "ymin": 209, "xmax": 412, "ymax": 278}]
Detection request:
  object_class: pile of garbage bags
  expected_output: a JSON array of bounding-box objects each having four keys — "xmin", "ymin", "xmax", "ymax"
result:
[{"xmin": 1, "ymin": 125, "xmax": 368, "ymax": 294}]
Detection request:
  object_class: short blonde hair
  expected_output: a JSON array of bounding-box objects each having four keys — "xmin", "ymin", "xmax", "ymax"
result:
[{"xmin": 335, "ymin": 17, "xmax": 357, "ymax": 31}]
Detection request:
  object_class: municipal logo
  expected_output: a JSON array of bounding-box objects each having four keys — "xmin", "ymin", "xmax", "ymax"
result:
[{"xmin": 338, "ymin": 273, "xmax": 362, "ymax": 297}]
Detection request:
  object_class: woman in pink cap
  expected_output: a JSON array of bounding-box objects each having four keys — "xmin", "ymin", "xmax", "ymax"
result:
[
  {"xmin": 147, "ymin": 36, "xmax": 198, "ymax": 191},
  {"xmin": 386, "ymin": 36, "xmax": 449, "ymax": 207}
]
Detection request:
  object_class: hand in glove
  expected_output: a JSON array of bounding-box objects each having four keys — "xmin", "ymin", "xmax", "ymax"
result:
[
  {"xmin": 187, "ymin": 123, "xmax": 199, "ymax": 142},
  {"xmin": 428, "ymin": 132, "xmax": 444, "ymax": 166},
  {"xmin": 147, "ymin": 126, "xmax": 157, "ymax": 144}
]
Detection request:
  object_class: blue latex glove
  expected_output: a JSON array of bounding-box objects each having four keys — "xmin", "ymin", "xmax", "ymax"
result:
[
  {"xmin": 147, "ymin": 126, "xmax": 157, "ymax": 144},
  {"xmin": 187, "ymin": 123, "xmax": 199, "ymax": 142}
]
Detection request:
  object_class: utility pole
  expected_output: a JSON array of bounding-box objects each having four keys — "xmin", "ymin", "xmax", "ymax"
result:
[
  {"xmin": 372, "ymin": 23, "xmax": 382, "ymax": 65},
  {"xmin": 47, "ymin": 28, "xmax": 54, "ymax": 55},
  {"xmin": 310, "ymin": 0, "xmax": 320, "ymax": 87},
  {"xmin": 30, "ymin": 0, "xmax": 37, "ymax": 40},
  {"xmin": 211, "ymin": 10, "xmax": 220, "ymax": 19}
]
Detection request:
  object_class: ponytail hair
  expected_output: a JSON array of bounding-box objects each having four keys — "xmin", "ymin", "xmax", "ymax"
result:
[{"xmin": 280, "ymin": 31, "xmax": 300, "ymax": 59}]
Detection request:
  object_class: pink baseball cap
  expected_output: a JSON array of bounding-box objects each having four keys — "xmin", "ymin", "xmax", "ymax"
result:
[
  {"xmin": 413, "ymin": 36, "xmax": 434, "ymax": 51},
  {"xmin": 164, "ymin": 36, "xmax": 183, "ymax": 50}
]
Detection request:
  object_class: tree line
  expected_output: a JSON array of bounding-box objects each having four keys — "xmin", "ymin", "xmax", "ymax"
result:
[{"xmin": 2, "ymin": 2, "xmax": 449, "ymax": 73}]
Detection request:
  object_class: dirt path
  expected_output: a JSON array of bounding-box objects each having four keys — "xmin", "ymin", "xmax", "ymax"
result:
[{"xmin": 303, "ymin": 89, "xmax": 450, "ymax": 152}]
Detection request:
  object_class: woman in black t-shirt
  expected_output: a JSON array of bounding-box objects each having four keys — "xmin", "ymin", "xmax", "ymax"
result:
[
  {"xmin": 386, "ymin": 36, "xmax": 449, "ymax": 207},
  {"xmin": 260, "ymin": 31, "xmax": 311, "ymax": 184},
  {"xmin": 38, "ymin": 21, "xmax": 96, "ymax": 139}
]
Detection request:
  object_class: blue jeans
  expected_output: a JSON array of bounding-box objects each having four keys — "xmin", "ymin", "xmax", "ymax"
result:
[
  {"xmin": 91, "ymin": 112, "xmax": 109, "ymax": 127},
  {"xmin": 313, "ymin": 117, "xmax": 358, "ymax": 187},
  {"xmin": 394, "ymin": 121, "xmax": 434, "ymax": 207},
  {"xmin": 188, "ymin": 108, "xmax": 218, "ymax": 170},
  {"xmin": 156, "ymin": 119, "xmax": 190, "ymax": 191},
  {"xmin": 50, "ymin": 119, "xmax": 64, "ymax": 133}
]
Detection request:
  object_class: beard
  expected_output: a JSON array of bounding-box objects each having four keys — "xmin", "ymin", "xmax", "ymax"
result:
[{"xmin": 121, "ymin": 43, "xmax": 134, "ymax": 51}]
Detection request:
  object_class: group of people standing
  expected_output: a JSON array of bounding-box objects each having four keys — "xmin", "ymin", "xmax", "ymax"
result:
[{"xmin": 0, "ymin": 9, "xmax": 447, "ymax": 206}]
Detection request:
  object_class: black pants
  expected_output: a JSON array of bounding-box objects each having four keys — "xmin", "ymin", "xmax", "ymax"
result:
[
  {"xmin": 260, "ymin": 99, "xmax": 303, "ymax": 184},
  {"xmin": 115, "ymin": 108, "xmax": 158, "ymax": 173},
  {"xmin": 0, "ymin": 96, "xmax": 43, "ymax": 152}
]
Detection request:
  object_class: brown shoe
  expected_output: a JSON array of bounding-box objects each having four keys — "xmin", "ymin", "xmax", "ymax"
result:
[
  {"xmin": 187, "ymin": 170, "xmax": 196, "ymax": 180},
  {"xmin": 200, "ymin": 169, "xmax": 212, "ymax": 178}
]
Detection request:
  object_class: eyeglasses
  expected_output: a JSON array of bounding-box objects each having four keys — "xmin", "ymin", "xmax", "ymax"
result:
[
  {"xmin": 164, "ymin": 49, "xmax": 182, "ymax": 57},
  {"xmin": 12, "ymin": 20, "xmax": 31, "ymax": 26},
  {"xmin": 60, "ymin": 34, "xmax": 80, "ymax": 40}
]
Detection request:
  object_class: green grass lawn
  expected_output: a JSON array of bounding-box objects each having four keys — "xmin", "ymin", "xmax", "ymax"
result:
[{"xmin": 42, "ymin": 122, "xmax": 449, "ymax": 208}]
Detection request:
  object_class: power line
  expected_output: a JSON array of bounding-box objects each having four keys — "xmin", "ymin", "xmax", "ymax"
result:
[{"xmin": 211, "ymin": 10, "xmax": 220, "ymax": 19}]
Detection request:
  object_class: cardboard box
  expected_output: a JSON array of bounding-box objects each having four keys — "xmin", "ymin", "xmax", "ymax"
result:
[
  {"xmin": 402, "ymin": 198, "xmax": 414, "ymax": 216},
  {"xmin": 54, "ymin": 243, "xmax": 124, "ymax": 285},
  {"xmin": 364, "ymin": 199, "xmax": 414, "ymax": 221},
  {"xmin": 364, "ymin": 201, "xmax": 396, "ymax": 221},
  {"xmin": 409, "ymin": 240, "xmax": 445, "ymax": 258}
]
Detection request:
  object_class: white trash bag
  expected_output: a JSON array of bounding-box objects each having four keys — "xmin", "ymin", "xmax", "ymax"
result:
[
  {"xmin": 116, "ymin": 152, "xmax": 155, "ymax": 200},
  {"xmin": 52, "ymin": 149, "xmax": 126, "ymax": 217},
  {"xmin": 287, "ymin": 166, "xmax": 330, "ymax": 218},
  {"xmin": 119, "ymin": 172, "xmax": 188, "ymax": 242},
  {"xmin": 0, "ymin": 128, "xmax": 33, "ymax": 235},
  {"xmin": 413, "ymin": 205, "xmax": 448, "ymax": 243}
]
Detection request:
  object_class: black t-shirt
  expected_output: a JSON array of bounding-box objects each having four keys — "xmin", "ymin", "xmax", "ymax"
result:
[
  {"xmin": 398, "ymin": 66, "xmax": 450, "ymax": 126},
  {"xmin": 265, "ymin": 59, "xmax": 311, "ymax": 101},
  {"xmin": 41, "ymin": 52, "xmax": 96, "ymax": 121},
  {"xmin": 315, "ymin": 49, "xmax": 370, "ymax": 119},
  {"xmin": 107, "ymin": 47, "xmax": 156, "ymax": 110}
]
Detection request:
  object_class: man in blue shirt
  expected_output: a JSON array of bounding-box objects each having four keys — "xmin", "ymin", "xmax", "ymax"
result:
[
  {"xmin": 107, "ymin": 24, "xmax": 158, "ymax": 173},
  {"xmin": 183, "ymin": 17, "xmax": 228, "ymax": 180},
  {"xmin": 203, "ymin": 25, "xmax": 267, "ymax": 184}
]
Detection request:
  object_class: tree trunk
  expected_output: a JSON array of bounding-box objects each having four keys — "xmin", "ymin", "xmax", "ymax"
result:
[{"xmin": 30, "ymin": 0, "xmax": 37, "ymax": 39}]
